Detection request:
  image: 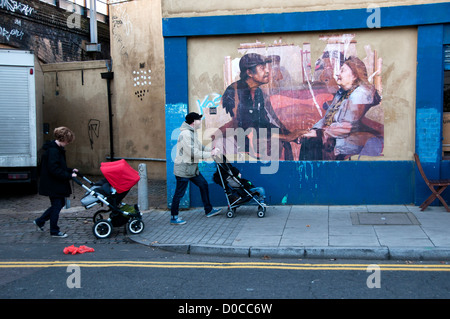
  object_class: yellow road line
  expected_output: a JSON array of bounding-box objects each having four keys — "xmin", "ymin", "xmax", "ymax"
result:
[{"xmin": 0, "ymin": 261, "xmax": 449, "ymax": 271}]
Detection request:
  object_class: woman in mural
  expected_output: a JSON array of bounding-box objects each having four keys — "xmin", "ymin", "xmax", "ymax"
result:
[{"xmin": 298, "ymin": 55, "xmax": 382, "ymax": 160}]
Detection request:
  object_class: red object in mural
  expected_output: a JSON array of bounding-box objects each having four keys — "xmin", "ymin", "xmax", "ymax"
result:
[{"xmin": 270, "ymin": 88, "xmax": 333, "ymax": 132}]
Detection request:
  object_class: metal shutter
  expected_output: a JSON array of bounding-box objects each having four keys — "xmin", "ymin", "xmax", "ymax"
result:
[{"xmin": 0, "ymin": 66, "xmax": 31, "ymax": 155}]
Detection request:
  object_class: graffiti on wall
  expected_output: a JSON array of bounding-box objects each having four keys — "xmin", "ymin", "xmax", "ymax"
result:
[
  {"xmin": 111, "ymin": 4, "xmax": 132, "ymax": 57},
  {"xmin": 0, "ymin": 0, "xmax": 33, "ymax": 42},
  {"xmin": 88, "ymin": 119, "xmax": 100, "ymax": 150},
  {"xmin": 0, "ymin": 0, "xmax": 34, "ymax": 16},
  {"xmin": 197, "ymin": 93, "xmax": 222, "ymax": 115},
  {"xmin": 0, "ymin": 25, "xmax": 24, "ymax": 41},
  {"xmin": 133, "ymin": 62, "xmax": 151, "ymax": 101},
  {"xmin": 203, "ymin": 34, "xmax": 383, "ymax": 161}
]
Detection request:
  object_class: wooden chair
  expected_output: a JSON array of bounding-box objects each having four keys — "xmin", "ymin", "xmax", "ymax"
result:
[{"xmin": 414, "ymin": 153, "xmax": 450, "ymax": 212}]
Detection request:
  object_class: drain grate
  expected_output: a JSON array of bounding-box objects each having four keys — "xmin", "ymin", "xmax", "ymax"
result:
[{"xmin": 350, "ymin": 212, "xmax": 420, "ymax": 225}]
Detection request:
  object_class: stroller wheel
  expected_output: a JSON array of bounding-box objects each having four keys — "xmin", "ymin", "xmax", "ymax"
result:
[
  {"xmin": 93, "ymin": 209, "xmax": 109, "ymax": 223},
  {"xmin": 127, "ymin": 218, "xmax": 145, "ymax": 235},
  {"xmin": 226, "ymin": 209, "xmax": 235, "ymax": 218},
  {"xmin": 257, "ymin": 206, "xmax": 266, "ymax": 218},
  {"xmin": 93, "ymin": 219, "xmax": 113, "ymax": 239}
]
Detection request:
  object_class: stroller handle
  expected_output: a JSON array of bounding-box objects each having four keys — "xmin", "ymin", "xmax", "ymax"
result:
[
  {"xmin": 212, "ymin": 154, "xmax": 227, "ymax": 163},
  {"xmin": 72, "ymin": 176, "xmax": 83, "ymax": 186},
  {"xmin": 72, "ymin": 172, "xmax": 95, "ymax": 186},
  {"xmin": 72, "ymin": 176, "xmax": 95, "ymax": 193},
  {"xmin": 75, "ymin": 171, "xmax": 84, "ymax": 178}
]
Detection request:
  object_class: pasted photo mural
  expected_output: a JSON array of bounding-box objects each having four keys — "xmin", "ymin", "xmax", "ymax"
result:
[{"xmin": 202, "ymin": 34, "xmax": 383, "ymax": 161}]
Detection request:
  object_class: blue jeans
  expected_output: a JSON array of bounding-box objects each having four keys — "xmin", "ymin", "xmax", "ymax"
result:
[
  {"xmin": 35, "ymin": 196, "xmax": 65, "ymax": 235},
  {"xmin": 171, "ymin": 174, "xmax": 212, "ymax": 217}
]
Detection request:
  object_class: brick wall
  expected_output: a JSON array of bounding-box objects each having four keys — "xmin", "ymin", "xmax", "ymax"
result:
[{"xmin": 0, "ymin": 0, "xmax": 110, "ymax": 63}]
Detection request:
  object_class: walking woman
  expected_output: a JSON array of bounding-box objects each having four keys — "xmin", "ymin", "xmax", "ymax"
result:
[{"xmin": 34, "ymin": 127, "xmax": 78, "ymax": 237}]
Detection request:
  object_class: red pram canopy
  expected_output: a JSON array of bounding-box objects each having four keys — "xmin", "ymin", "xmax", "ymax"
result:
[{"xmin": 100, "ymin": 159, "xmax": 140, "ymax": 193}]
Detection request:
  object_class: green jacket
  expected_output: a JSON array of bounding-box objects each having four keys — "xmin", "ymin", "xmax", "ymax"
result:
[{"xmin": 173, "ymin": 122, "xmax": 212, "ymax": 178}]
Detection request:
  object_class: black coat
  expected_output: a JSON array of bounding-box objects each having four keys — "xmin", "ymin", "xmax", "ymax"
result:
[{"xmin": 38, "ymin": 140, "xmax": 73, "ymax": 197}]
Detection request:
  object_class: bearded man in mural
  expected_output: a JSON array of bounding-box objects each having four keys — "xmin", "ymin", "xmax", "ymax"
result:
[
  {"xmin": 216, "ymin": 53, "xmax": 293, "ymax": 160},
  {"xmin": 298, "ymin": 55, "xmax": 382, "ymax": 160}
]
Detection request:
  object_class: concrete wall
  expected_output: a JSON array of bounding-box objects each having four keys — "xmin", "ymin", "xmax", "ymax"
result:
[
  {"xmin": 41, "ymin": 60, "xmax": 111, "ymax": 174},
  {"xmin": 3, "ymin": 0, "xmax": 166, "ymax": 183},
  {"xmin": 40, "ymin": 0, "xmax": 167, "ymax": 180},
  {"xmin": 108, "ymin": 0, "xmax": 166, "ymax": 180}
]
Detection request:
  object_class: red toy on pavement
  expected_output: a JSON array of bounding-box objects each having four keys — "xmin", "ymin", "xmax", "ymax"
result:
[{"xmin": 63, "ymin": 244, "xmax": 95, "ymax": 255}]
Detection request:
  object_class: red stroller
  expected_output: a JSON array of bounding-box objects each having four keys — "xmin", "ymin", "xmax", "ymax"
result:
[{"xmin": 73, "ymin": 159, "xmax": 145, "ymax": 239}]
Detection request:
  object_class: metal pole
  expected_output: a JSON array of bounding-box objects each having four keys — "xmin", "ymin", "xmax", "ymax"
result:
[
  {"xmin": 101, "ymin": 71, "xmax": 114, "ymax": 160},
  {"xmin": 138, "ymin": 163, "xmax": 149, "ymax": 210},
  {"xmin": 89, "ymin": 0, "xmax": 98, "ymax": 44}
]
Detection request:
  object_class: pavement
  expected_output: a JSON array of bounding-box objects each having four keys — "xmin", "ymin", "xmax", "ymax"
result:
[
  {"xmin": 133, "ymin": 204, "xmax": 450, "ymax": 261},
  {"xmin": 2, "ymin": 178, "xmax": 450, "ymax": 261}
]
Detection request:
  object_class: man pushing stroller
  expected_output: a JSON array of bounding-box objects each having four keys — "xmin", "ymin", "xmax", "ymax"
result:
[{"xmin": 170, "ymin": 112, "xmax": 222, "ymax": 225}]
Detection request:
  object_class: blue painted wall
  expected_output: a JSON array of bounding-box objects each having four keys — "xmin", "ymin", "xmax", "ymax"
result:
[
  {"xmin": 192, "ymin": 161, "xmax": 414, "ymax": 207},
  {"xmin": 162, "ymin": 3, "xmax": 450, "ymax": 36},
  {"xmin": 163, "ymin": 3, "xmax": 450, "ymax": 208},
  {"xmin": 164, "ymin": 37, "xmax": 190, "ymax": 208},
  {"xmin": 415, "ymin": 24, "xmax": 446, "ymax": 206}
]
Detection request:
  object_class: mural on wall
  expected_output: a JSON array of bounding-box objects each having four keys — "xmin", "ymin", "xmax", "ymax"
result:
[{"xmin": 204, "ymin": 34, "xmax": 383, "ymax": 161}]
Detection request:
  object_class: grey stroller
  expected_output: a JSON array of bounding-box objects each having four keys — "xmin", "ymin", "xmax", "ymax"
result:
[{"xmin": 213, "ymin": 155, "xmax": 267, "ymax": 218}]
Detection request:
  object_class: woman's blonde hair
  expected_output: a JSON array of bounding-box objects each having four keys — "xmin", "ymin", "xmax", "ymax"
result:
[{"xmin": 54, "ymin": 126, "xmax": 75, "ymax": 144}]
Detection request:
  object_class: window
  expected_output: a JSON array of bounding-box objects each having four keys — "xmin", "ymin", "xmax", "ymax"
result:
[{"xmin": 39, "ymin": 0, "xmax": 108, "ymax": 16}]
